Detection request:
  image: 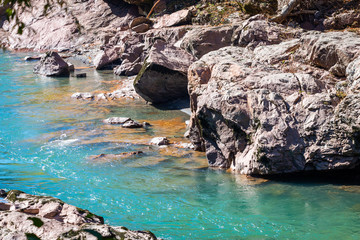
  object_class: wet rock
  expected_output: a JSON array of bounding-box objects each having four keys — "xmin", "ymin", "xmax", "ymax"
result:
[
  {"xmin": 89, "ymin": 151, "xmax": 143, "ymax": 161},
  {"xmin": 0, "ymin": 190, "xmax": 157, "ymax": 240},
  {"xmin": 122, "ymin": 120, "xmax": 143, "ymax": 128},
  {"xmin": 153, "ymin": 9, "xmax": 192, "ymax": 28},
  {"xmin": 71, "ymin": 92, "xmax": 94, "ymax": 100},
  {"xmin": 67, "ymin": 62, "xmax": 75, "ymax": 72},
  {"xmin": 33, "ymin": 52, "xmax": 70, "ymax": 77},
  {"xmin": 76, "ymin": 73, "xmax": 87, "ymax": 78},
  {"xmin": 150, "ymin": 137, "xmax": 170, "ymax": 146},
  {"xmin": 180, "ymin": 25, "xmax": 234, "ymax": 58},
  {"xmin": 103, "ymin": 117, "xmax": 131, "ymax": 125},
  {"xmin": 0, "ymin": 189, "xmax": 6, "ymax": 197},
  {"xmin": 134, "ymin": 39, "xmax": 195, "ymax": 103},
  {"xmin": 24, "ymin": 55, "xmax": 41, "ymax": 61}
]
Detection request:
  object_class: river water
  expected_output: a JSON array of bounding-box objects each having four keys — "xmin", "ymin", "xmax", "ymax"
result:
[{"xmin": 1, "ymin": 50, "xmax": 360, "ymax": 239}]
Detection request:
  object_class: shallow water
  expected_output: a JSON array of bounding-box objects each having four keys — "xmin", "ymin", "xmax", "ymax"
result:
[{"xmin": 1, "ymin": 51, "xmax": 360, "ymax": 239}]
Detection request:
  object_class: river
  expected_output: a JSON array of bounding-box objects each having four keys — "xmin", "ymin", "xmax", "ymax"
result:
[{"xmin": 0, "ymin": 50, "xmax": 360, "ymax": 239}]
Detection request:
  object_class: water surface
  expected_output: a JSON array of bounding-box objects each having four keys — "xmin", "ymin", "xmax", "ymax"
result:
[{"xmin": 1, "ymin": 51, "xmax": 360, "ymax": 239}]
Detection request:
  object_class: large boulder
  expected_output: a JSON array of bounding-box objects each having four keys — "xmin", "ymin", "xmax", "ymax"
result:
[
  {"xmin": 33, "ymin": 52, "xmax": 70, "ymax": 77},
  {"xmin": 0, "ymin": 190, "xmax": 158, "ymax": 239},
  {"xmin": 188, "ymin": 46, "xmax": 360, "ymax": 174},
  {"xmin": 180, "ymin": 25, "xmax": 234, "ymax": 59},
  {"xmin": 134, "ymin": 39, "xmax": 195, "ymax": 103}
]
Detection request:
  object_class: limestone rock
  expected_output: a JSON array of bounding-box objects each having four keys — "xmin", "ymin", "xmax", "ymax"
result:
[
  {"xmin": 134, "ymin": 39, "xmax": 195, "ymax": 103},
  {"xmin": 33, "ymin": 52, "xmax": 70, "ymax": 77}
]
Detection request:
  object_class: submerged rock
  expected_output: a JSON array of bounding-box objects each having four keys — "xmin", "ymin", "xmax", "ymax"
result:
[
  {"xmin": 0, "ymin": 190, "xmax": 158, "ymax": 239},
  {"xmin": 134, "ymin": 39, "xmax": 195, "ymax": 103},
  {"xmin": 103, "ymin": 117, "xmax": 131, "ymax": 125},
  {"xmin": 33, "ymin": 52, "xmax": 70, "ymax": 77},
  {"xmin": 89, "ymin": 151, "xmax": 144, "ymax": 161}
]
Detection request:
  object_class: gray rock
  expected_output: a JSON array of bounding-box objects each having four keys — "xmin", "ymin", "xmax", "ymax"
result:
[
  {"xmin": 188, "ymin": 46, "xmax": 360, "ymax": 174},
  {"xmin": 122, "ymin": 120, "xmax": 143, "ymax": 128},
  {"xmin": 150, "ymin": 137, "xmax": 170, "ymax": 146},
  {"xmin": 0, "ymin": 190, "xmax": 157, "ymax": 240},
  {"xmin": 71, "ymin": 92, "xmax": 94, "ymax": 100},
  {"xmin": 103, "ymin": 117, "xmax": 131, "ymax": 124},
  {"xmin": 134, "ymin": 39, "xmax": 195, "ymax": 103},
  {"xmin": 33, "ymin": 52, "xmax": 70, "ymax": 77}
]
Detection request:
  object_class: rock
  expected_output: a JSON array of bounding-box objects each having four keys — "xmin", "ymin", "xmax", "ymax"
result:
[
  {"xmin": 150, "ymin": 137, "xmax": 170, "ymax": 146},
  {"xmin": 0, "ymin": 189, "xmax": 7, "ymax": 197},
  {"xmin": 129, "ymin": 16, "xmax": 152, "ymax": 29},
  {"xmin": 134, "ymin": 39, "xmax": 196, "ymax": 103},
  {"xmin": 103, "ymin": 117, "xmax": 131, "ymax": 124},
  {"xmin": 24, "ymin": 55, "xmax": 41, "ymax": 61},
  {"xmin": 180, "ymin": 25, "xmax": 234, "ymax": 58},
  {"xmin": 67, "ymin": 62, "xmax": 75, "ymax": 72},
  {"xmin": 232, "ymin": 17, "xmax": 302, "ymax": 49},
  {"xmin": 347, "ymin": 56, "xmax": 360, "ymax": 93},
  {"xmin": 93, "ymin": 47, "xmax": 121, "ymax": 70},
  {"xmin": 323, "ymin": 10, "xmax": 360, "ymax": 30},
  {"xmin": 89, "ymin": 151, "xmax": 143, "ymax": 161},
  {"xmin": 132, "ymin": 23, "xmax": 150, "ymax": 33},
  {"xmin": 153, "ymin": 9, "xmax": 192, "ymax": 28},
  {"xmin": 2, "ymin": 0, "xmax": 138, "ymax": 50},
  {"xmin": 71, "ymin": 92, "xmax": 94, "ymax": 100},
  {"xmin": 188, "ymin": 45, "xmax": 360, "ymax": 174},
  {"xmin": 297, "ymin": 31, "xmax": 360, "ymax": 77},
  {"xmin": 114, "ymin": 59, "xmax": 143, "ymax": 76},
  {"xmin": 76, "ymin": 73, "xmax": 87, "ymax": 78},
  {"xmin": 0, "ymin": 190, "xmax": 157, "ymax": 240},
  {"xmin": 122, "ymin": 120, "xmax": 143, "ymax": 128},
  {"xmin": 33, "ymin": 52, "xmax": 70, "ymax": 77}
]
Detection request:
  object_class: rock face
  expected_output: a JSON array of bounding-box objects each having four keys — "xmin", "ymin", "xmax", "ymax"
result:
[
  {"xmin": 188, "ymin": 29, "xmax": 360, "ymax": 175},
  {"xmin": 0, "ymin": 190, "xmax": 158, "ymax": 240},
  {"xmin": 1, "ymin": 0, "xmax": 138, "ymax": 50},
  {"xmin": 134, "ymin": 39, "xmax": 195, "ymax": 103},
  {"xmin": 33, "ymin": 52, "xmax": 70, "ymax": 77}
]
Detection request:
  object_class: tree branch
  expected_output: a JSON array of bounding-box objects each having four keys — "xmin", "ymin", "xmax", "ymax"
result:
[{"xmin": 270, "ymin": 0, "xmax": 301, "ymax": 23}]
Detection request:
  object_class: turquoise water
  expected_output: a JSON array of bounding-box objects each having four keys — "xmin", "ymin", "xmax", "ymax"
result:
[{"xmin": 1, "ymin": 50, "xmax": 360, "ymax": 239}]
